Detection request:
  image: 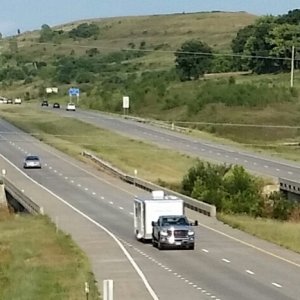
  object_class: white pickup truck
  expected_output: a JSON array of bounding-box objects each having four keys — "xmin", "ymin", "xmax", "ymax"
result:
[{"xmin": 134, "ymin": 190, "xmax": 197, "ymax": 250}]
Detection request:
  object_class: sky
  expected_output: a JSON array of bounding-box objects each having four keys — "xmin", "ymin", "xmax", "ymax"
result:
[{"xmin": 0, "ymin": 0, "xmax": 299, "ymax": 36}]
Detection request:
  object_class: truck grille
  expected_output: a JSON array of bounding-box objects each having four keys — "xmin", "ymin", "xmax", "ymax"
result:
[{"xmin": 168, "ymin": 230, "xmax": 188, "ymax": 238}]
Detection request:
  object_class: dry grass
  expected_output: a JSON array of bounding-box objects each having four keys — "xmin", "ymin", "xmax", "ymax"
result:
[
  {"xmin": 218, "ymin": 213, "xmax": 300, "ymax": 253},
  {"xmin": 8, "ymin": 11, "xmax": 256, "ymax": 67},
  {"xmin": 0, "ymin": 208, "xmax": 99, "ymax": 300},
  {"xmin": 0, "ymin": 105, "xmax": 195, "ymax": 185}
]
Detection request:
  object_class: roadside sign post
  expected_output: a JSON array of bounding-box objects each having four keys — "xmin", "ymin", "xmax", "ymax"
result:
[
  {"xmin": 134, "ymin": 169, "xmax": 138, "ymax": 186},
  {"xmin": 68, "ymin": 87, "xmax": 80, "ymax": 104},
  {"xmin": 85, "ymin": 282, "xmax": 90, "ymax": 300},
  {"xmin": 122, "ymin": 96, "xmax": 129, "ymax": 116},
  {"xmin": 103, "ymin": 280, "xmax": 113, "ymax": 300}
]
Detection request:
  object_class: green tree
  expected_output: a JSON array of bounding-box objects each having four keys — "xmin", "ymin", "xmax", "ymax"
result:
[
  {"xmin": 268, "ymin": 23, "xmax": 300, "ymax": 71},
  {"xmin": 69, "ymin": 23, "xmax": 99, "ymax": 39},
  {"xmin": 175, "ymin": 40, "xmax": 213, "ymax": 81},
  {"xmin": 276, "ymin": 9, "xmax": 300, "ymax": 25},
  {"xmin": 231, "ymin": 24, "xmax": 255, "ymax": 70},
  {"xmin": 243, "ymin": 16, "xmax": 277, "ymax": 74},
  {"xmin": 39, "ymin": 24, "xmax": 55, "ymax": 42}
]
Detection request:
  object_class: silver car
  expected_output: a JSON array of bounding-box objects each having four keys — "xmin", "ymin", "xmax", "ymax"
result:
[{"xmin": 23, "ymin": 155, "xmax": 42, "ymax": 169}]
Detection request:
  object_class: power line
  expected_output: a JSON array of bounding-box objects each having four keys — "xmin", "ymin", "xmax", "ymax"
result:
[
  {"xmin": 33, "ymin": 42, "xmax": 299, "ymax": 62},
  {"xmin": 0, "ymin": 39, "xmax": 299, "ymax": 62}
]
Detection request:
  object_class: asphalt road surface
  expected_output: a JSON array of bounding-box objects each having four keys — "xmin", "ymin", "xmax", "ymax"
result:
[
  {"xmin": 0, "ymin": 115, "xmax": 300, "ymax": 300},
  {"xmin": 43, "ymin": 106, "xmax": 300, "ymax": 181}
]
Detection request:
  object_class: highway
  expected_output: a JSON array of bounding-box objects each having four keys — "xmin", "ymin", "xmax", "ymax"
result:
[
  {"xmin": 49, "ymin": 106, "xmax": 300, "ymax": 181},
  {"xmin": 0, "ymin": 114, "xmax": 300, "ymax": 300}
]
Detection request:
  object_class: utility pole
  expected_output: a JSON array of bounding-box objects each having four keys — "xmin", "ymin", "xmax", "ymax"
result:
[{"xmin": 291, "ymin": 45, "xmax": 295, "ymax": 88}]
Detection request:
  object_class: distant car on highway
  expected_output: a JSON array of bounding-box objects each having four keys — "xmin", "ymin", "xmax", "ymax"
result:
[
  {"xmin": 14, "ymin": 98, "xmax": 22, "ymax": 104},
  {"xmin": 7, "ymin": 99, "xmax": 13, "ymax": 104},
  {"xmin": 53, "ymin": 102, "xmax": 60, "ymax": 109},
  {"xmin": 23, "ymin": 155, "xmax": 42, "ymax": 169},
  {"xmin": 41, "ymin": 99, "xmax": 49, "ymax": 106},
  {"xmin": 66, "ymin": 103, "xmax": 76, "ymax": 111}
]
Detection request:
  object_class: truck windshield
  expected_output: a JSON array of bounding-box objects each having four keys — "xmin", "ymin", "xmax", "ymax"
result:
[{"xmin": 161, "ymin": 217, "xmax": 188, "ymax": 226}]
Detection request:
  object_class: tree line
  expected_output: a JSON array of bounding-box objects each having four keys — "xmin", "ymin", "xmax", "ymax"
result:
[
  {"xmin": 181, "ymin": 161, "xmax": 300, "ymax": 221},
  {"xmin": 175, "ymin": 9, "xmax": 300, "ymax": 80},
  {"xmin": 0, "ymin": 9, "xmax": 299, "ymax": 90}
]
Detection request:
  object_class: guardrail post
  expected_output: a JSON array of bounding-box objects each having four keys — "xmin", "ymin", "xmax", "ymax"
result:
[
  {"xmin": 103, "ymin": 279, "xmax": 113, "ymax": 300},
  {"xmin": 85, "ymin": 282, "xmax": 90, "ymax": 300}
]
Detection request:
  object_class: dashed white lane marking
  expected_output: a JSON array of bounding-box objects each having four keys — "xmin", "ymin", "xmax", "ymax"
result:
[
  {"xmin": 70, "ymin": 180, "xmax": 74, "ymax": 183},
  {"xmin": 120, "ymin": 240, "xmax": 221, "ymax": 300},
  {"xmin": 130, "ymin": 212, "xmax": 134, "ymax": 215},
  {"xmin": 101, "ymin": 196, "xmax": 105, "ymax": 200},
  {"xmin": 44, "ymin": 163, "xmax": 48, "ymax": 166},
  {"xmin": 85, "ymin": 188, "xmax": 88, "ymax": 191},
  {"xmin": 53, "ymin": 170, "xmax": 57, "ymax": 173},
  {"xmin": 246, "ymin": 270, "xmax": 255, "ymax": 275},
  {"xmin": 253, "ymin": 162, "xmax": 257, "ymax": 165},
  {"xmin": 272, "ymin": 282, "xmax": 282, "ymax": 288},
  {"xmin": 202, "ymin": 248, "xmax": 209, "ymax": 253},
  {"xmin": 276, "ymin": 169, "xmax": 280, "ymax": 172},
  {"xmin": 0, "ymin": 154, "xmax": 159, "ymax": 300},
  {"xmin": 49, "ymin": 166, "xmax": 52, "ymax": 170},
  {"xmin": 222, "ymin": 258, "xmax": 230, "ymax": 263},
  {"xmin": 288, "ymin": 171, "xmax": 293, "ymax": 175},
  {"xmin": 119, "ymin": 206, "xmax": 124, "ymax": 210},
  {"xmin": 59, "ymin": 173, "xmax": 62, "ymax": 176},
  {"xmin": 65, "ymin": 176, "xmax": 68, "ymax": 179},
  {"xmin": 264, "ymin": 165, "xmax": 269, "ymax": 168},
  {"xmin": 109, "ymin": 201, "xmax": 114, "ymax": 205},
  {"xmin": 92, "ymin": 192, "xmax": 96, "ymax": 195},
  {"xmin": 244, "ymin": 160, "xmax": 248, "ymax": 163},
  {"xmin": 225, "ymin": 155, "xmax": 229, "ymax": 158},
  {"xmin": 201, "ymin": 148, "xmax": 205, "ymax": 151},
  {"xmin": 77, "ymin": 184, "xmax": 81, "ymax": 187},
  {"xmin": 217, "ymin": 153, "xmax": 221, "ymax": 156}
]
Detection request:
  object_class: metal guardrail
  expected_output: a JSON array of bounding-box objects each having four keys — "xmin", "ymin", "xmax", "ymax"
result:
[
  {"xmin": 2, "ymin": 177, "xmax": 41, "ymax": 215},
  {"xmin": 279, "ymin": 177, "xmax": 300, "ymax": 195},
  {"xmin": 82, "ymin": 151, "xmax": 216, "ymax": 217}
]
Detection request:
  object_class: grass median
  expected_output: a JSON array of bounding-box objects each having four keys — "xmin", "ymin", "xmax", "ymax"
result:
[
  {"xmin": 218, "ymin": 213, "xmax": 300, "ymax": 254},
  {"xmin": 0, "ymin": 105, "xmax": 300, "ymax": 254},
  {"xmin": 0, "ymin": 207, "xmax": 99, "ymax": 300}
]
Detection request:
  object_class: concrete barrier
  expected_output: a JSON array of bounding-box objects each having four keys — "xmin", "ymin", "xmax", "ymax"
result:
[
  {"xmin": 279, "ymin": 177, "xmax": 300, "ymax": 201},
  {"xmin": 3, "ymin": 177, "xmax": 41, "ymax": 214},
  {"xmin": 82, "ymin": 151, "xmax": 216, "ymax": 217}
]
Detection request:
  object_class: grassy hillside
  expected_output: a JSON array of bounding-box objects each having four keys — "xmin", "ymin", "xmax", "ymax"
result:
[{"xmin": 2, "ymin": 10, "xmax": 300, "ymax": 154}]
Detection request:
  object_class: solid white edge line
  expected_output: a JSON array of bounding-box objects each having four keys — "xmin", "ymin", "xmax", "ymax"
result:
[
  {"xmin": 198, "ymin": 221, "xmax": 300, "ymax": 268},
  {"xmin": 272, "ymin": 282, "xmax": 282, "ymax": 288},
  {"xmin": 0, "ymin": 154, "xmax": 159, "ymax": 300}
]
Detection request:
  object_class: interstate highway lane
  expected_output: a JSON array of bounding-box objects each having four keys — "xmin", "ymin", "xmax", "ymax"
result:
[
  {"xmin": 48, "ymin": 106, "xmax": 300, "ymax": 181},
  {"xmin": 0, "ymin": 118, "xmax": 300, "ymax": 300}
]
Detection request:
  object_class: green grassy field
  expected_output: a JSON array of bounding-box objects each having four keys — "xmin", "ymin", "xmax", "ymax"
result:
[{"xmin": 0, "ymin": 207, "xmax": 99, "ymax": 300}]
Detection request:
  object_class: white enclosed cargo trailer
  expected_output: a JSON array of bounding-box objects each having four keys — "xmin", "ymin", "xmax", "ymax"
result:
[{"xmin": 134, "ymin": 190, "xmax": 184, "ymax": 240}]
